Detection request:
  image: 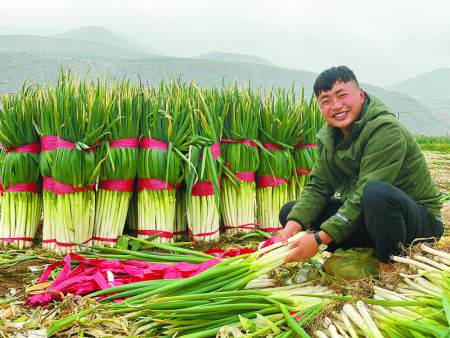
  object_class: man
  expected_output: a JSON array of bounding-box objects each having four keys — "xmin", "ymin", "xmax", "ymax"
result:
[{"xmin": 277, "ymin": 66, "xmax": 443, "ymax": 271}]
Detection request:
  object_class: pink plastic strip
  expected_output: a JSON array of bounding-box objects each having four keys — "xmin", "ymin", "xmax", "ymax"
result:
[
  {"xmin": 7, "ymin": 143, "xmax": 40, "ymax": 153},
  {"xmin": 260, "ymin": 227, "xmax": 283, "ymax": 233},
  {"xmin": 4, "ymin": 182, "xmax": 40, "ymax": 193},
  {"xmin": 137, "ymin": 229, "xmax": 174, "ymax": 239},
  {"xmin": 296, "ymin": 169, "xmax": 312, "ymax": 175},
  {"xmin": 295, "ymin": 143, "xmax": 318, "ymax": 149},
  {"xmin": 263, "ymin": 143, "xmax": 283, "ymax": 151},
  {"xmin": 99, "ymin": 179, "xmax": 134, "ymax": 192},
  {"xmin": 109, "ymin": 138, "xmax": 139, "ymax": 148},
  {"xmin": 40, "ymin": 136, "xmax": 101, "ymax": 153},
  {"xmin": 221, "ymin": 139, "xmax": 258, "ymax": 147},
  {"xmin": 140, "ymin": 138, "xmax": 168, "ymax": 150},
  {"xmin": 55, "ymin": 237, "xmax": 92, "ymax": 247},
  {"xmin": 137, "ymin": 178, "xmax": 176, "ymax": 192},
  {"xmin": 257, "ymin": 176, "xmax": 288, "ymax": 188},
  {"xmin": 191, "ymin": 181, "xmax": 216, "ymax": 196}
]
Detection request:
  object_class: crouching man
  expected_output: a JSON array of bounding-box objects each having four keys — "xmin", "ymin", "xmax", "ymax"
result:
[{"xmin": 278, "ymin": 66, "xmax": 443, "ymax": 272}]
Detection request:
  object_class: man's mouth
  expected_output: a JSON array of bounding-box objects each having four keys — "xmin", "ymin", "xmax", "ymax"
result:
[{"xmin": 333, "ymin": 111, "xmax": 348, "ymax": 121}]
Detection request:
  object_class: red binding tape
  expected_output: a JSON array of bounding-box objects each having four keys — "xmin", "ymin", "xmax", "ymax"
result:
[
  {"xmin": 109, "ymin": 138, "xmax": 139, "ymax": 148},
  {"xmin": 137, "ymin": 178, "xmax": 177, "ymax": 192},
  {"xmin": 260, "ymin": 227, "xmax": 283, "ymax": 233},
  {"xmin": 192, "ymin": 181, "xmax": 217, "ymax": 196},
  {"xmin": 4, "ymin": 182, "xmax": 40, "ymax": 193},
  {"xmin": 296, "ymin": 169, "xmax": 312, "ymax": 175},
  {"xmin": 0, "ymin": 237, "xmax": 33, "ymax": 243},
  {"xmin": 6, "ymin": 143, "xmax": 40, "ymax": 153},
  {"xmin": 42, "ymin": 177, "xmax": 95, "ymax": 194},
  {"xmin": 140, "ymin": 138, "xmax": 168, "ymax": 150},
  {"xmin": 257, "ymin": 176, "xmax": 288, "ymax": 188},
  {"xmin": 55, "ymin": 237, "xmax": 92, "ymax": 247},
  {"xmin": 188, "ymin": 228, "xmax": 220, "ymax": 238},
  {"xmin": 99, "ymin": 179, "xmax": 134, "ymax": 192},
  {"xmin": 295, "ymin": 143, "xmax": 317, "ymax": 149},
  {"xmin": 263, "ymin": 143, "xmax": 283, "ymax": 151},
  {"xmin": 92, "ymin": 237, "xmax": 118, "ymax": 243},
  {"xmin": 223, "ymin": 223, "xmax": 259, "ymax": 230},
  {"xmin": 221, "ymin": 139, "xmax": 258, "ymax": 147},
  {"xmin": 137, "ymin": 229, "xmax": 174, "ymax": 239}
]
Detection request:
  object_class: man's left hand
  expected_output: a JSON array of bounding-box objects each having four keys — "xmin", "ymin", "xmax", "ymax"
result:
[{"xmin": 285, "ymin": 233, "xmax": 319, "ymax": 262}]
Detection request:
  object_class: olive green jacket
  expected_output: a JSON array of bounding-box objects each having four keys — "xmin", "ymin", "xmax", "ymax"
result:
[{"xmin": 287, "ymin": 93, "xmax": 443, "ymax": 244}]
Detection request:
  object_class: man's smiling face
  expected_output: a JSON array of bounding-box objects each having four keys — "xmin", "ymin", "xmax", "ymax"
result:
[{"xmin": 317, "ymin": 81, "xmax": 365, "ymax": 137}]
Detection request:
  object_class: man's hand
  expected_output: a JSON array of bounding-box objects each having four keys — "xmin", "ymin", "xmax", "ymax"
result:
[
  {"xmin": 285, "ymin": 233, "xmax": 319, "ymax": 262},
  {"xmin": 276, "ymin": 220, "xmax": 302, "ymax": 244}
]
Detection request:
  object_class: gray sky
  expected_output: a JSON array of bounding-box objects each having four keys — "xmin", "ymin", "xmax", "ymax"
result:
[{"xmin": 1, "ymin": 0, "xmax": 449, "ymax": 87}]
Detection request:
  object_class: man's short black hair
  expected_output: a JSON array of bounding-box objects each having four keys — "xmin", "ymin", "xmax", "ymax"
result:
[{"xmin": 313, "ymin": 66, "xmax": 359, "ymax": 96}]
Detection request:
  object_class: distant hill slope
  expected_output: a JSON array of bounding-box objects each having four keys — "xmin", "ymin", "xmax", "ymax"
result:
[
  {"xmin": 0, "ymin": 35, "xmax": 150, "ymax": 58},
  {"xmin": 196, "ymin": 52, "xmax": 275, "ymax": 66},
  {"xmin": 51, "ymin": 26, "xmax": 160, "ymax": 56},
  {"xmin": 0, "ymin": 52, "xmax": 448, "ymax": 135}
]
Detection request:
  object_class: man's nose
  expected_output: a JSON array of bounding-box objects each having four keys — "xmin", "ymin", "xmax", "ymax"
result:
[{"xmin": 331, "ymin": 98, "xmax": 343, "ymax": 110}]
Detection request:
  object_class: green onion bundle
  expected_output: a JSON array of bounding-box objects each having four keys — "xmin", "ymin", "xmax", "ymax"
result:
[
  {"xmin": 93, "ymin": 82, "xmax": 141, "ymax": 246},
  {"xmin": 38, "ymin": 74, "xmax": 111, "ymax": 253},
  {"xmin": 257, "ymin": 88, "xmax": 303, "ymax": 233},
  {"xmin": 0, "ymin": 87, "xmax": 42, "ymax": 249},
  {"xmin": 138, "ymin": 82, "xmax": 191, "ymax": 242},
  {"xmin": 293, "ymin": 95, "xmax": 322, "ymax": 197},
  {"xmin": 185, "ymin": 86, "xmax": 223, "ymax": 241},
  {"xmin": 221, "ymin": 85, "xmax": 260, "ymax": 234}
]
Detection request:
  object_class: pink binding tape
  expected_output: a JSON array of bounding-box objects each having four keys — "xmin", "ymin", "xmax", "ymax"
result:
[
  {"xmin": 210, "ymin": 143, "xmax": 221, "ymax": 159},
  {"xmin": 192, "ymin": 181, "xmax": 218, "ymax": 196},
  {"xmin": 0, "ymin": 237, "xmax": 33, "ymax": 243},
  {"xmin": 109, "ymin": 138, "xmax": 139, "ymax": 148},
  {"xmin": 4, "ymin": 182, "xmax": 40, "ymax": 193},
  {"xmin": 263, "ymin": 143, "xmax": 283, "ymax": 151},
  {"xmin": 99, "ymin": 179, "xmax": 134, "ymax": 192},
  {"xmin": 257, "ymin": 176, "xmax": 288, "ymax": 188},
  {"xmin": 43, "ymin": 177, "xmax": 95, "ymax": 194},
  {"xmin": 137, "ymin": 229, "xmax": 174, "ymax": 239},
  {"xmin": 296, "ymin": 169, "xmax": 312, "ymax": 175},
  {"xmin": 55, "ymin": 237, "xmax": 92, "ymax": 247},
  {"xmin": 138, "ymin": 178, "xmax": 177, "ymax": 192},
  {"xmin": 40, "ymin": 136, "xmax": 101, "ymax": 153},
  {"xmin": 140, "ymin": 138, "xmax": 168, "ymax": 150},
  {"xmin": 235, "ymin": 172, "xmax": 256, "ymax": 182},
  {"xmin": 295, "ymin": 143, "xmax": 317, "ymax": 149},
  {"xmin": 221, "ymin": 139, "xmax": 258, "ymax": 147},
  {"xmin": 6, "ymin": 143, "xmax": 40, "ymax": 153},
  {"xmin": 260, "ymin": 227, "xmax": 283, "ymax": 233}
]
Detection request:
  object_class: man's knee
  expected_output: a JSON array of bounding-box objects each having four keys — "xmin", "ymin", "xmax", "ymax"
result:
[{"xmin": 362, "ymin": 180, "xmax": 397, "ymax": 212}]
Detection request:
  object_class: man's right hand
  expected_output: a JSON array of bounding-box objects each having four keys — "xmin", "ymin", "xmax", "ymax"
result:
[{"xmin": 276, "ymin": 220, "xmax": 303, "ymax": 244}]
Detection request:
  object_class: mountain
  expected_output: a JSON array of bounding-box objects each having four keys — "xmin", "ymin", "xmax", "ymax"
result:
[
  {"xmin": 386, "ymin": 68, "xmax": 450, "ymax": 135},
  {"xmin": 196, "ymin": 52, "xmax": 275, "ymax": 66},
  {"xmin": 0, "ymin": 35, "xmax": 149, "ymax": 58},
  {"xmin": 0, "ymin": 29, "xmax": 447, "ymax": 135},
  {"xmin": 51, "ymin": 26, "xmax": 160, "ymax": 56}
]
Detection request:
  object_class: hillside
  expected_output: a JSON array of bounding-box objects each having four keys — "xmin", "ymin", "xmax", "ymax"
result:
[
  {"xmin": 196, "ymin": 52, "xmax": 275, "ymax": 66},
  {"xmin": 51, "ymin": 26, "xmax": 160, "ymax": 56}
]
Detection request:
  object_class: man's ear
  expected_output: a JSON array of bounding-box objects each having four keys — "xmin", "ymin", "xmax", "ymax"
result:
[{"xmin": 359, "ymin": 89, "xmax": 365, "ymax": 103}]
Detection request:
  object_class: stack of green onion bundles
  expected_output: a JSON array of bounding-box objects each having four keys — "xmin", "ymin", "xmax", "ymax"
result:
[
  {"xmin": 221, "ymin": 85, "xmax": 260, "ymax": 235},
  {"xmin": 93, "ymin": 82, "xmax": 141, "ymax": 247},
  {"xmin": 0, "ymin": 87, "xmax": 42, "ymax": 248}
]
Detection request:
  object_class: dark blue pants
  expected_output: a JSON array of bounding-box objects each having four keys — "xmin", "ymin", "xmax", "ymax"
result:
[{"xmin": 279, "ymin": 181, "xmax": 443, "ymax": 262}]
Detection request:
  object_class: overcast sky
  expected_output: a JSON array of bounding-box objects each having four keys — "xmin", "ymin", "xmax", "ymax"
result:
[{"xmin": 0, "ymin": 0, "xmax": 449, "ymax": 87}]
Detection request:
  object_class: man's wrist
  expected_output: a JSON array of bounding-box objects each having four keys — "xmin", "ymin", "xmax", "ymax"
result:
[{"xmin": 318, "ymin": 230, "xmax": 333, "ymax": 244}]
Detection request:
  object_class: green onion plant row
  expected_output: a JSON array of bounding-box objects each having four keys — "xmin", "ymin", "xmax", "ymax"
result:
[{"xmin": 0, "ymin": 73, "xmax": 322, "ymax": 252}]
